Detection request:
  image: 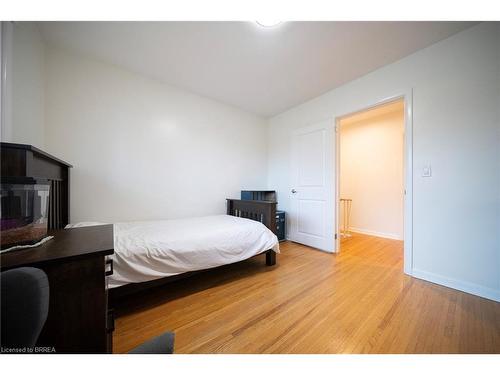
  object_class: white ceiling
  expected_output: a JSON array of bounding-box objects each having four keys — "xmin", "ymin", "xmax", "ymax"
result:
[{"xmin": 37, "ymin": 21, "xmax": 477, "ymax": 117}]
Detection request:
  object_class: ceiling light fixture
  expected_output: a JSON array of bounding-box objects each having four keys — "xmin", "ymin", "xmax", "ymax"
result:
[{"xmin": 255, "ymin": 20, "xmax": 283, "ymax": 28}]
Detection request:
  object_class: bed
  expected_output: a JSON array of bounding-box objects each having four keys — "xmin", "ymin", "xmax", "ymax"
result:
[{"xmin": 69, "ymin": 199, "xmax": 279, "ymax": 300}]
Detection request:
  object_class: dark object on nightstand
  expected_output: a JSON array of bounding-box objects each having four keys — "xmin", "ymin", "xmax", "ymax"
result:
[
  {"xmin": 241, "ymin": 190, "xmax": 277, "ymax": 202},
  {"xmin": 1, "ymin": 267, "xmax": 50, "ymax": 351},
  {"xmin": 276, "ymin": 211, "xmax": 286, "ymax": 242}
]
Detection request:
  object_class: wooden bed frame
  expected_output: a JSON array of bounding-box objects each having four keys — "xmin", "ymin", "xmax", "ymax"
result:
[{"xmin": 109, "ymin": 199, "xmax": 278, "ymax": 302}]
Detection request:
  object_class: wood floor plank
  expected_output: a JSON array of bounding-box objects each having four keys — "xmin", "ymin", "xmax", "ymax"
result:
[{"xmin": 113, "ymin": 234, "xmax": 500, "ymax": 353}]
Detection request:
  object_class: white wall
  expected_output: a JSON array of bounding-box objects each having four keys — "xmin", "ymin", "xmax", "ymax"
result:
[
  {"xmin": 0, "ymin": 22, "xmax": 45, "ymax": 148},
  {"xmin": 1, "ymin": 22, "xmax": 14, "ymax": 142},
  {"xmin": 340, "ymin": 109, "xmax": 404, "ymax": 240},
  {"xmin": 44, "ymin": 47, "xmax": 268, "ymax": 223},
  {"xmin": 268, "ymin": 22, "xmax": 500, "ymax": 301}
]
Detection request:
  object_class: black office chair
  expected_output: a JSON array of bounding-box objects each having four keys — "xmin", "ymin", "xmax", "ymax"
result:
[
  {"xmin": 128, "ymin": 332, "xmax": 175, "ymax": 354},
  {"xmin": 1, "ymin": 267, "xmax": 50, "ymax": 350},
  {"xmin": 1, "ymin": 267, "xmax": 175, "ymax": 353}
]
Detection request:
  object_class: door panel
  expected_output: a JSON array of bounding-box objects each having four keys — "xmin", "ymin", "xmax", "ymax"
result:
[
  {"xmin": 290, "ymin": 120, "xmax": 335, "ymax": 252},
  {"xmin": 298, "ymin": 199, "xmax": 325, "ymax": 237},
  {"xmin": 298, "ymin": 131, "xmax": 325, "ymax": 186}
]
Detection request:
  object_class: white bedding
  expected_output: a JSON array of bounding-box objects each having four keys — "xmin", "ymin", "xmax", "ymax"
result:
[{"xmin": 68, "ymin": 215, "xmax": 279, "ymax": 288}]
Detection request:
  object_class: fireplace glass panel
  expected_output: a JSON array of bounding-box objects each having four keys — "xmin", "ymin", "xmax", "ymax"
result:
[{"xmin": 1, "ymin": 183, "xmax": 50, "ymax": 249}]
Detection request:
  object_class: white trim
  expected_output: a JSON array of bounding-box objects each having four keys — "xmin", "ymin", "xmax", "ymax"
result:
[
  {"xmin": 403, "ymin": 90, "xmax": 414, "ymax": 276},
  {"xmin": 412, "ymin": 268, "xmax": 500, "ymax": 303},
  {"xmin": 333, "ymin": 89, "xmax": 413, "ymax": 276},
  {"xmin": 349, "ymin": 227, "xmax": 403, "ymax": 241},
  {"xmin": 334, "ymin": 119, "xmax": 340, "ymax": 251}
]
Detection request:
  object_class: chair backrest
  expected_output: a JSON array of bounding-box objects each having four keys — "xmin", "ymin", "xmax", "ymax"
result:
[{"xmin": 1, "ymin": 267, "xmax": 50, "ymax": 350}]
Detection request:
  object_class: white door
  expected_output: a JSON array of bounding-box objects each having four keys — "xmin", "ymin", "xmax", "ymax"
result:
[{"xmin": 289, "ymin": 120, "xmax": 335, "ymax": 252}]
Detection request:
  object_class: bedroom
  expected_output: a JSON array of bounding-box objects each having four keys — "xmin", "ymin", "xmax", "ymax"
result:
[{"xmin": 0, "ymin": 1, "xmax": 499, "ymax": 372}]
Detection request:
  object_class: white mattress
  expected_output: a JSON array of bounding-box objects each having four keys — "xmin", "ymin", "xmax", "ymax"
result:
[{"xmin": 72, "ymin": 215, "xmax": 279, "ymax": 288}]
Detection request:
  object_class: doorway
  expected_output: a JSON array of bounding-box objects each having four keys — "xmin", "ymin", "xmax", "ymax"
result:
[
  {"xmin": 337, "ymin": 99, "xmax": 404, "ymax": 249},
  {"xmin": 334, "ymin": 96, "xmax": 412, "ymax": 275}
]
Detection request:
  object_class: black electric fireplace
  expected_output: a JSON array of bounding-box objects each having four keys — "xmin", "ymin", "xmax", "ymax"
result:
[
  {"xmin": 1, "ymin": 178, "xmax": 51, "ymax": 249},
  {"xmin": 0, "ymin": 142, "xmax": 72, "ymax": 248}
]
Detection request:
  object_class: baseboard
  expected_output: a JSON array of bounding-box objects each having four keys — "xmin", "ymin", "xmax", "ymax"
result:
[
  {"xmin": 349, "ymin": 227, "xmax": 403, "ymax": 241},
  {"xmin": 412, "ymin": 268, "xmax": 500, "ymax": 302}
]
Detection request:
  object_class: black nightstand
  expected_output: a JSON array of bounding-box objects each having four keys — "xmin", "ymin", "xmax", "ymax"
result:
[{"xmin": 276, "ymin": 211, "xmax": 286, "ymax": 241}]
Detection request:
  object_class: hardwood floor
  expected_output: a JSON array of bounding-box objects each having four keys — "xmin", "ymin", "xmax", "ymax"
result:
[{"xmin": 113, "ymin": 233, "xmax": 500, "ymax": 353}]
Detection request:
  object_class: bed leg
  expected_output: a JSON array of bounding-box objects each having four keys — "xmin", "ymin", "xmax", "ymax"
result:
[{"xmin": 266, "ymin": 250, "xmax": 276, "ymax": 266}]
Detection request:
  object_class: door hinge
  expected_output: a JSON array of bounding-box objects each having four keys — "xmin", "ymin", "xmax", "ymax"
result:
[{"xmin": 335, "ymin": 233, "xmax": 338, "ymax": 240}]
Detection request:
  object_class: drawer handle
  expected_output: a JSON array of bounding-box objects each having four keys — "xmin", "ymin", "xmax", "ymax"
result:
[{"xmin": 105, "ymin": 259, "xmax": 114, "ymax": 276}]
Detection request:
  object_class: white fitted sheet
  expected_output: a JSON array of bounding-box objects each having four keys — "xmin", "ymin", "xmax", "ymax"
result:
[{"xmin": 103, "ymin": 215, "xmax": 279, "ymax": 288}]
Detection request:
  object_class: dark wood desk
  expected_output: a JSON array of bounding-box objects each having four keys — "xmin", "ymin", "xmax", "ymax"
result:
[{"xmin": 1, "ymin": 225, "xmax": 114, "ymax": 353}]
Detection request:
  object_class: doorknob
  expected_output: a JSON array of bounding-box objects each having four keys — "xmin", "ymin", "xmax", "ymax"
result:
[{"xmin": 291, "ymin": 189, "xmax": 297, "ymax": 194}]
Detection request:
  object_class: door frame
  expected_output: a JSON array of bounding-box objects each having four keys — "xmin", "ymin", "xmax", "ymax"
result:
[{"xmin": 333, "ymin": 90, "xmax": 413, "ymax": 276}]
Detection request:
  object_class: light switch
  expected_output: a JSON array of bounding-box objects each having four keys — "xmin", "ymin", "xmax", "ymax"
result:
[{"xmin": 422, "ymin": 164, "xmax": 432, "ymax": 177}]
